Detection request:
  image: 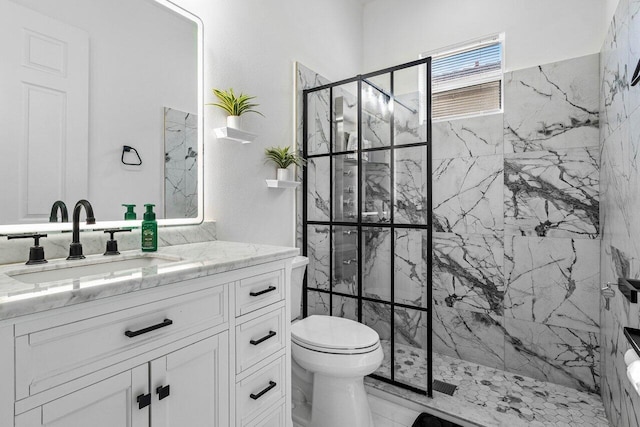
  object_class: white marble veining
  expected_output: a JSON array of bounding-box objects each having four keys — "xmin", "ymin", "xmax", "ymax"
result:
[
  {"xmin": 0, "ymin": 238, "xmax": 297, "ymax": 321},
  {"xmin": 601, "ymin": 0, "xmax": 630, "ymax": 141},
  {"xmin": 433, "ymin": 113, "xmax": 503, "ymax": 159},
  {"xmin": 504, "ymin": 54, "xmax": 599, "ymax": 153},
  {"xmin": 433, "ymin": 232, "xmax": 504, "ymax": 315},
  {"xmin": 504, "ymin": 147, "xmax": 600, "ymax": 239},
  {"xmin": 599, "ymin": 0, "xmax": 640, "ymax": 423},
  {"xmin": 296, "ymin": 62, "xmax": 331, "ymax": 251},
  {"xmin": 433, "ymin": 154, "xmax": 504, "ymax": 234},
  {"xmin": 504, "ymin": 236, "xmax": 600, "ymax": 333}
]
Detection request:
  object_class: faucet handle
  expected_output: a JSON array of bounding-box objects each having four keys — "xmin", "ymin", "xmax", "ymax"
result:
[
  {"xmin": 7, "ymin": 233, "xmax": 48, "ymax": 265},
  {"xmin": 103, "ymin": 228, "xmax": 132, "ymax": 255}
]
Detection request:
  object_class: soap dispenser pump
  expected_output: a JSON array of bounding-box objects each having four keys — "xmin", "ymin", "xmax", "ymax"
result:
[
  {"xmin": 141, "ymin": 204, "xmax": 157, "ymax": 252},
  {"xmin": 122, "ymin": 204, "xmax": 137, "ymax": 220}
]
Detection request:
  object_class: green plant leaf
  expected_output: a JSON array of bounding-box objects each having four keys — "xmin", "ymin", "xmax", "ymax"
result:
[
  {"xmin": 208, "ymin": 88, "xmax": 265, "ymax": 117},
  {"xmin": 264, "ymin": 146, "xmax": 306, "ymax": 168}
]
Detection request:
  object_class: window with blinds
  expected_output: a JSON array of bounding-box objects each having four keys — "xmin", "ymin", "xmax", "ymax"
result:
[{"xmin": 428, "ymin": 36, "xmax": 503, "ymax": 120}]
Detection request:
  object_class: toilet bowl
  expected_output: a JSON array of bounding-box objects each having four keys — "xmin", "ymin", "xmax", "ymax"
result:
[{"xmin": 290, "ymin": 257, "xmax": 383, "ymax": 427}]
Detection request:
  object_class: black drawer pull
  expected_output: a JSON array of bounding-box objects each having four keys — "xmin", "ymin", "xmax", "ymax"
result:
[
  {"xmin": 125, "ymin": 319, "xmax": 173, "ymax": 338},
  {"xmin": 250, "ymin": 331, "xmax": 277, "ymax": 346},
  {"xmin": 250, "ymin": 381, "xmax": 277, "ymax": 400},
  {"xmin": 250, "ymin": 285, "xmax": 276, "ymax": 297},
  {"xmin": 137, "ymin": 393, "xmax": 151, "ymax": 409},
  {"xmin": 156, "ymin": 384, "xmax": 170, "ymax": 400}
]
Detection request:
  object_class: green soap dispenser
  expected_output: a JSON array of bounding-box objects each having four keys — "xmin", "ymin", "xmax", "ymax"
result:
[
  {"xmin": 122, "ymin": 204, "xmax": 136, "ymax": 220},
  {"xmin": 141, "ymin": 204, "xmax": 157, "ymax": 252}
]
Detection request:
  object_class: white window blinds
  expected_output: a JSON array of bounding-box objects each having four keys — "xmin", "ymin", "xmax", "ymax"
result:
[{"xmin": 429, "ymin": 36, "xmax": 503, "ymax": 120}]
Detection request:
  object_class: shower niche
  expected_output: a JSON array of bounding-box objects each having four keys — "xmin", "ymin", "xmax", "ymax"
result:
[{"xmin": 303, "ymin": 58, "xmax": 433, "ymax": 395}]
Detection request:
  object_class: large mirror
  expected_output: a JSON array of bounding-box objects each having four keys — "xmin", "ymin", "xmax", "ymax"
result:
[{"xmin": 0, "ymin": 0, "xmax": 203, "ymax": 233}]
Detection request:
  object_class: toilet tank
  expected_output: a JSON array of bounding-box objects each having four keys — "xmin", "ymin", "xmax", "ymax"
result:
[{"xmin": 290, "ymin": 256, "xmax": 309, "ymax": 320}]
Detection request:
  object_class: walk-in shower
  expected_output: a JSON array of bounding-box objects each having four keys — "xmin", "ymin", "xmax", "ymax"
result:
[{"xmin": 302, "ymin": 58, "xmax": 433, "ymax": 396}]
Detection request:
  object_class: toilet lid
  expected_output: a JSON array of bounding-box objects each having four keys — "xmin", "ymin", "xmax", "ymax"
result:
[{"xmin": 291, "ymin": 315, "xmax": 380, "ymax": 352}]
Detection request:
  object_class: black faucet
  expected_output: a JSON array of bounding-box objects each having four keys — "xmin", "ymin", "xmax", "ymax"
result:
[
  {"xmin": 49, "ymin": 200, "xmax": 69, "ymax": 223},
  {"xmin": 67, "ymin": 199, "xmax": 96, "ymax": 260}
]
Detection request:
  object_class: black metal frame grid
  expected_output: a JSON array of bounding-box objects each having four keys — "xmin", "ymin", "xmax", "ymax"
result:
[{"xmin": 302, "ymin": 58, "xmax": 433, "ymax": 397}]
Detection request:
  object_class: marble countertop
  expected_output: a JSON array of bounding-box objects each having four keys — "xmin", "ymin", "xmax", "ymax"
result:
[{"xmin": 0, "ymin": 240, "xmax": 299, "ymax": 322}]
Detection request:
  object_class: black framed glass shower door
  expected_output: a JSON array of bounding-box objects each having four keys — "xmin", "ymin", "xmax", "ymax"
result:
[{"xmin": 302, "ymin": 58, "xmax": 433, "ymax": 396}]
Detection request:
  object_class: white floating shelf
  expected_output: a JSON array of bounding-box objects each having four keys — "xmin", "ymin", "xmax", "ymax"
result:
[
  {"xmin": 213, "ymin": 127, "xmax": 257, "ymax": 144},
  {"xmin": 266, "ymin": 179, "xmax": 301, "ymax": 189}
]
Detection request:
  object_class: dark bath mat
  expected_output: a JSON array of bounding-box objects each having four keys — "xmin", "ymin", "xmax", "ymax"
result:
[{"xmin": 411, "ymin": 412, "xmax": 463, "ymax": 427}]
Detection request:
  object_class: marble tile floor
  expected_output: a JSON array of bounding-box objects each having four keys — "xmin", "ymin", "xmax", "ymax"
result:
[
  {"xmin": 370, "ymin": 394, "xmax": 421, "ymax": 427},
  {"xmin": 366, "ymin": 341, "xmax": 610, "ymax": 427}
]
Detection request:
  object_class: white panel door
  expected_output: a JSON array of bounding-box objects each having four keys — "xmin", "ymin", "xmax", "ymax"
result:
[
  {"xmin": 15, "ymin": 365, "xmax": 149, "ymax": 427},
  {"xmin": 151, "ymin": 333, "xmax": 229, "ymax": 427},
  {"xmin": 0, "ymin": 0, "xmax": 88, "ymax": 224}
]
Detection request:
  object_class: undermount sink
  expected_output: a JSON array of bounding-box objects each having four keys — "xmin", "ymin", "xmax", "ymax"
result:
[{"xmin": 7, "ymin": 255, "xmax": 182, "ymax": 284}]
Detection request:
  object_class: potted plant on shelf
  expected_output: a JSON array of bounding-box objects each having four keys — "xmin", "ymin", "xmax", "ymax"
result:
[
  {"xmin": 264, "ymin": 146, "xmax": 305, "ymax": 181},
  {"xmin": 207, "ymin": 88, "xmax": 264, "ymax": 129}
]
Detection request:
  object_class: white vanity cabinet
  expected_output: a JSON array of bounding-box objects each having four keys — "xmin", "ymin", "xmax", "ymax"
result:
[
  {"xmin": 0, "ymin": 257, "xmax": 293, "ymax": 427},
  {"xmin": 15, "ymin": 333, "xmax": 229, "ymax": 427},
  {"xmin": 232, "ymin": 264, "xmax": 291, "ymax": 427}
]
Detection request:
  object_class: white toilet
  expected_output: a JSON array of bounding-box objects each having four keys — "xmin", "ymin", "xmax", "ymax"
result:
[{"xmin": 290, "ymin": 256, "xmax": 383, "ymax": 427}]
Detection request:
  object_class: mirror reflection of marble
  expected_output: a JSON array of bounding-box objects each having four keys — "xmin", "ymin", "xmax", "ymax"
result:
[{"xmin": 0, "ymin": 0, "xmax": 203, "ymax": 234}]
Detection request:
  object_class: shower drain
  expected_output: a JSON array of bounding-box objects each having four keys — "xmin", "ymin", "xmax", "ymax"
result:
[{"xmin": 432, "ymin": 379, "xmax": 458, "ymax": 396}]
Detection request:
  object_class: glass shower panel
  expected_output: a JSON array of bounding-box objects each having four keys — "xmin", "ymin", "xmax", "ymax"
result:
[
  {"xmin": 363, "ymin": 300, "xmax": 392, "ymax": 379},
  {"xmin": 362, "ymin": 227, "xmax": 391, "ymax": 301},
  {"xmin": 394, "ymin": 146, "xmax": 429, "ymax": 225},
  {"xmin": 333, "ymin": 154, "xmax": 358, "ymax": 222},
  {"xmin": 306, "ymin": 156, "xmax": 330, "ymax": 222},
  {"xmin": 307, "ymin": 290, "xmax": 330, "ymax": 316},
  {"xmin": 332, "ymin": 295, "xmax": 359, "ymax": 321},
  {"xmin": 332, "ymin": 226, "xmax": 358, "ymax": 295},
  {"xmin": 394, "ymin": 228, "xmax": 429, "ymax": 308},
  {"xmin": 306, "ymin": 225, "xmax": 330, "ymax": 291},
  {"xmin": 332, "ymin": 82, "xmax": 358, "ymax": 153},
  {"xmin": 362, "ymin": 149, "xmax": 391, "ymax": 223},
  {"xmin": 362, "ymin": 75, "xmax": 391, "ymax": 148},
  {"xmin": 302, "ymin": 57, "xmax": 432, "ymax": 396},
  {"xmin": 306, "ymin": 88, "xmax": 331, "ymax": 155},
  {"xmin": 394, "ymin": 306, "xmax": 429, "ymax": 389},
  {"xmin": 394, "ymin": 65, "xmax": 427, "ymax": 145}
]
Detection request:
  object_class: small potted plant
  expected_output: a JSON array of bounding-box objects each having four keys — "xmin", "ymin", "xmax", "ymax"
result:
[
  {"xmin": 264, "ymin": 146, "xmax": 305, "ymax": 181},
  {"xmin": 207, "ymin": 88, "xmax": 264, "ymax": 129}
]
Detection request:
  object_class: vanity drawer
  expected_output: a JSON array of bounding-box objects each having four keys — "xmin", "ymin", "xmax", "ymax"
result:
[
  {"xmin": 246, "ymin": 402, "xmax": 285, "ymax": 427},
  {"xmin": 235, "ymin": 269, "xmax": 283, "ymax": 316},
  {"xmin": 236, "ymin": 356, "xmax": 285, "ymax": 426},
  {"xmin": 15, "ymin": 284, "xmax": 226, "ymax": 399},
  {"xmin": 236, "ymin": 307, "xmax": 285, "ymax": 374}
]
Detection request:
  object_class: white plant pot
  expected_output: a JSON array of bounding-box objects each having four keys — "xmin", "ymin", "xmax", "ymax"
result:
[
  {"xmin": 227, "ymin": 115, "xmax": 242, "ymax": 129},
  {"xmin": 277, "ymin": 168, "xmax": 291, "ymax": 181}
]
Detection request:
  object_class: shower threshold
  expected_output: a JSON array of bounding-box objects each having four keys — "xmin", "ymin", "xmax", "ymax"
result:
[{"xmin": 365, "ymin": 344, "xmax": 609, "ymax": 427}]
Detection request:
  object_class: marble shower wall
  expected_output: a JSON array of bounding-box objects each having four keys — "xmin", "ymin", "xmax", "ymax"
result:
[
  {"xmin": 296, "ymin": 62, "xmax": 331, "ymax": 252},
  {"xmin": 599, "ymin": 0, "xmax": 640, "ymax": 424},
  {"xmin": 433, "ymin": 53, "xmax": 601, "ymax": 394},
  {"xmin": 296, "ymin": 57, "xmax": 603, "ymax": 394}
]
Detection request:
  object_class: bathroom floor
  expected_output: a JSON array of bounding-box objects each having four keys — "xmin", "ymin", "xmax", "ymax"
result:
[{"xmin": 366, "ymin": 341, "xmax": 610, "ymax": 426}]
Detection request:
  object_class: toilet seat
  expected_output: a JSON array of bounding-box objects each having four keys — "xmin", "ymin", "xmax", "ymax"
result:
[
  {"xmin": 292, "ymin": 336, "xmax": 380, "ymax": 355},
  {"xmin": 291, "ymin": 315, "xmax": 380, "ymax": 355}
]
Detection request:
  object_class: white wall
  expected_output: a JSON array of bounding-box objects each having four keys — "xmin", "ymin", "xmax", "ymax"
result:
[
  {"xmin": 362, "ymin": 0, "xmax": 612, "ymax": 72},
  {"xmin": 603, "ymin": 0, "xmax": 621, "ymax": 33},
  {"xmin": 174, "ymin": 0, "xmax": 364, "ymax": 247}
]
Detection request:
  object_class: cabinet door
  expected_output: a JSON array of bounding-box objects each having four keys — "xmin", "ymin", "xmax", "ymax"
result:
[
  {"xmin": 151, "ymin": 332, "xmax": 229, "ymax": 427},
  {"xmin": 15, "ymin": 365, "xmax": 149, "ymax": 427}
]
